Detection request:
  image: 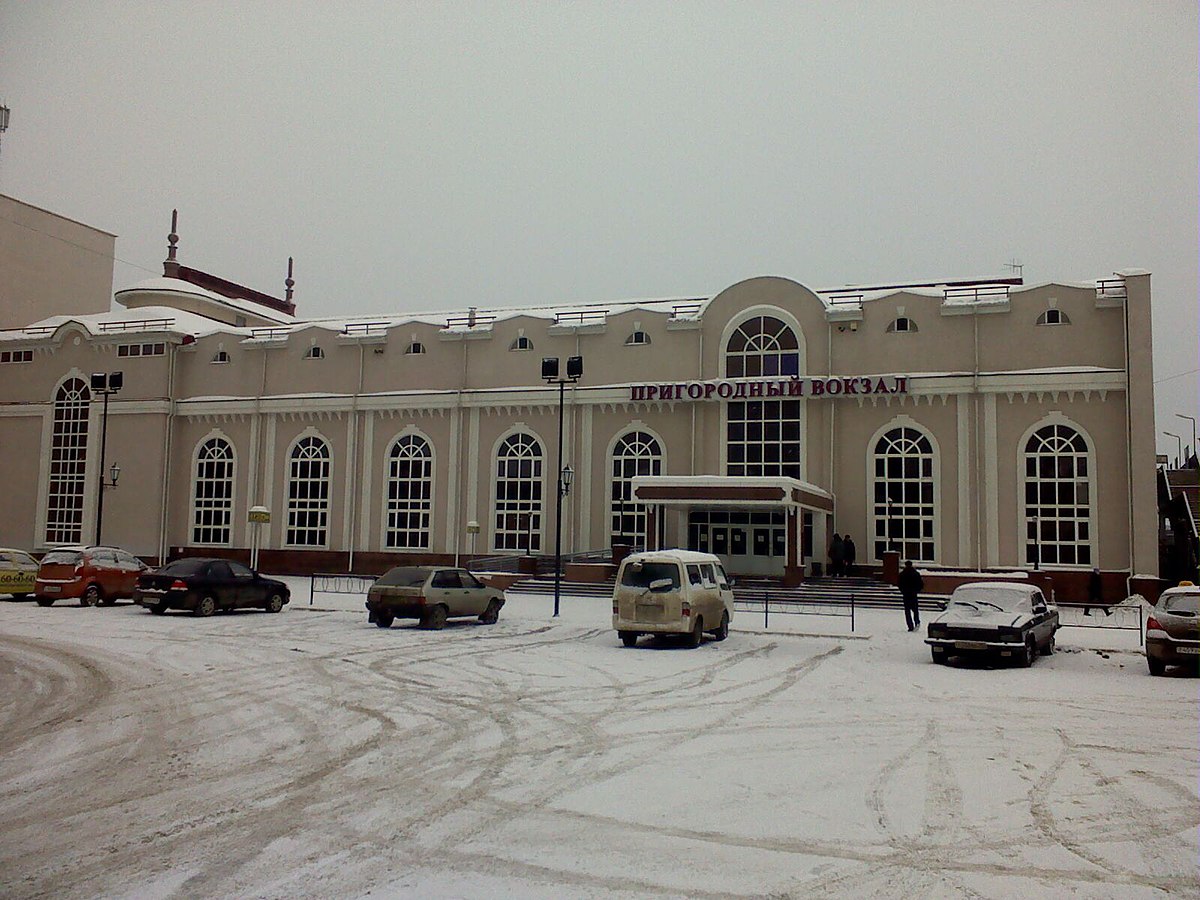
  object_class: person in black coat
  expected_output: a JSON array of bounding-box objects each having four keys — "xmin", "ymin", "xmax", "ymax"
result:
[
  {"xmin": 1084, "ymin": 567, "xmax": 1111, "ymax": 616},
  {"xmin": 828, "ymin": 533, "xmax": 845, "ymax": 577},
  {"xmin": 843, "ymin": 535, "xmax": 857, "ymax": 576},
  {"xmin": 898, "ymin": 560, "xmax": 924, "ymax": 631}
]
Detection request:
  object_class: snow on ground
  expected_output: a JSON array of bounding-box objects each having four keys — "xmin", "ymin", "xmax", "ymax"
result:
[{"xmin": 0, "ymin": 582, "xmax": 1195, "ymax": 899}]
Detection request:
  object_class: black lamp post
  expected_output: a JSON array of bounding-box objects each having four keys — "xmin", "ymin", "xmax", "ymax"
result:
[
  {"xmin": 1032, "ymin": 513, "xmax": 1041, "ymax": 571},
  {"xmin": 90, "ymin": 371, "xmax": 123, "ymax": 546},
  {"xmin": 885, "ymin": 497, "xmax": 895, "ymax": 555},
  {"xmin": 543, "ymin": 355, "xmax": 583, "ymax": 617}
]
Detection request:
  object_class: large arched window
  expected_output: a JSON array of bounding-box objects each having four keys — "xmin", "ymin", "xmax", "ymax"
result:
[
  {"xmin": 286, "ymin": 435, "xmax": 331, "ymax": 547},
  {"xmin": 872, "ymin": 427, "xmax": 936, "ymax": 562},
  {"xmin": 192, "ymin": 437, "xmax": 235, "ymax": 545},
  {"xmin": 725, "ymin": 316, "xmax": 802, "ymax": 477},
  {"xmin": 494, "ymin": 433, "xmax": 543, "ymax": 552},
  {"xmin": 385, "ymin": 434, "xmax": 432, "ymax": 549},
  {"xmin": 46, "ymin": 377, "xmax": 91, "ymax": 544},
  {"xmin": 1023, "ymin": 423, "xmax": 1092, "ymax": 566},
  {"xmin": 610, "ymin": 430, "xmax": 663, "ymax": 545}
]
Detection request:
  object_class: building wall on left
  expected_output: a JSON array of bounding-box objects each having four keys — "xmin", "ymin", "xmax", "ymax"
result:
[{"xmin": 0, "ymin": 194, "xmax": 116, "ymax": 328}]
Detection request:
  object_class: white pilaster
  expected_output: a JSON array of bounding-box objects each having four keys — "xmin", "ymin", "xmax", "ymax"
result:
[
  {"xmin": 579, "ymin": 404, "xmax": 593, "ymax": 550},
  {"xmin": 446, "ymin": 405, "xmax": 461, "ymax": 556},
  {"xmin": 983, "ymin": 393, "xmax": 999, "ymax": 566},
  {"xmin": 956, "ymin": 394, "xmax": 971, "ymax": 566},
  {"xmin": 358, "ymin": 412, "xmax": 374, "ymax": 552},
  {"xmin": 342, "ymin": 413, "xmax": 357, "ymax": 551},
  {"xmin": 262, "ymin": 415, "xmax": 277, "ymax": 548}
]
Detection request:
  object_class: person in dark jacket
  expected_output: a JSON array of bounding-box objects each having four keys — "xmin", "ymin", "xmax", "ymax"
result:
[
  {"xmin": 843, "ymin": 535, "xmax": 857, "ymax": 576},
  {"xmin": 898, "ymin": 560, "xmax": 924, "ymax": 631},
  {"xmin": 828, "ymin": 533, "xmax": 845, "ymax": 577},
  {"xmin": 1084, "ymin": 567, "xmax": 1111, "ymax": 616}
]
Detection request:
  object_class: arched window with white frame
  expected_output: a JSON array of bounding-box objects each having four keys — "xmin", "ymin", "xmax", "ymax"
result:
[
  {"xmin": 385, "ymin": 434, "xmax": 432, "ymax": 549},
  {"xmin": 494, "ymin": 433, "xmax": 543, "ymax": 552},
  {"xmin": 192, "ymin": 437, "xmax": 235, "ymax": 545},
  {"xmin": 286, "ymin": 435, "xmax": 331, "ymax": 547},
  {"xmin": 610, "ymin": 430, "xmax": 663, "ymax": 545},
  {"xmin": 45, "ymin": 377, "xmax": 91, "ymax": 544},
  {"xmin": 872, "ymin": 426, "xmax": 936, "ymax": 562},
  {"xmin": 724, "ymin": 315, "xmax": 802, "ymax": 477},
  {"xmin": 1022, "ymin": 423, "xmax": 1092, "ymax": 566}
]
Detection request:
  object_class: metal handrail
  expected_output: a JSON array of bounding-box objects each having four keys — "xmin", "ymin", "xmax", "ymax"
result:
[
  {"xmin": 944, "ymin": 285, "xmax": 1011, "ymax": 303},
  {"xmin": 98, "ymin": 318, "xmax": 175, "ymax": 333},
  {"xmin": 670, "ymin": 301, "xmax": 704, "ymax": 318},
  {"xmin": 1096, "ymin": 278, "xmax": 1128, "ymax": 299},
  {"xmin": 554, "ymin": 309, "xmax": 608, "ymax": 326},
  {"xmin": 250, "ymin": 326, "xmax": 291, "ymax": 340},
  {"xmin": 341, "ymin": 321, "xmax": 389, "ymax": 335}
]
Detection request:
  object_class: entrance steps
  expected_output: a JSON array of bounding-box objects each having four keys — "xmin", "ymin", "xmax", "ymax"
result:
[{"xmin": 506, "ymin": 572, "xmax": 945, "ymax": 611}]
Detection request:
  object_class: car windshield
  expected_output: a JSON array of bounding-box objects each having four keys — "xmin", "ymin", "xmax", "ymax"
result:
[
  {"xmin": 159, "ymin": 559, "xmax": 210, "ymax": 576},
  {"xmin": 41, "ymin": 550, "xmax": 83, "ymax": 566},
  {"xmin": 621, "ymin": 561, "xmax": 681, "ymax": 589},
  {"xmin": 1162, "ymin": 592, "xmax": 1199, "ymax": 614},
  {"xmin": 376, "ymin": 567, "xmax": 431, "ymax": 587},
  {"xmin": 950, "ymin": 587, "xmax": 1031, "ymax": 614}
]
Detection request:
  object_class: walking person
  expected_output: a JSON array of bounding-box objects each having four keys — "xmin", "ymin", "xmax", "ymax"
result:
[
  {"xmin": 843, "ymin": 534, "xmax": 857, "ymax": 576},
  {"xmin": 828, "ymin": 533, "xmax": 845, "ymax": 577},
  {"xmin": 898, "ymin": 560, "xmax": 924, "ymax": 632},
  {"xmin": 1084, "ymin": 567, "xmax": 1111, "ymax": 616}
]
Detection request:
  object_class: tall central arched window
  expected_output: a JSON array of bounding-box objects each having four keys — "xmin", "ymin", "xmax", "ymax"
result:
[
  {"xmin": 494, "ymin": 433, "xmax": 543, "ymax": 552},
  {"xmin": 287, "ymin": 436, "xmax": 331, "ymax": 547},
  {"xmin": 192, "ymin": 437, "xmax": 235, "ymax": 545},
  {"xmin": 872, "ymin": 427, "xmax": 936, "ymax": 562},
  {"xmin": 46, "ymin": 378, "xmax": 91, "ymax": 544},
  {"xmin": 610, "ymin": 430, "xmax": 663, "ymax": 546},
  {"xmin": 385, "ymin": 434, "xmax": 432, "ymax": 550},
  {"xmin": 1023, "ymin": 424, "xmax": 1092, "ymax": 566},
  {"xmin": 725, "ymin": 315, "xmax": 802, "ymax": 477}
]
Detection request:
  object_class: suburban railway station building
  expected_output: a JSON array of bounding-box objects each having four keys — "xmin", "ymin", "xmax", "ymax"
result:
[{"xmin": 0, "ymin": 215, "xmax": 1159, "ymax": 598}]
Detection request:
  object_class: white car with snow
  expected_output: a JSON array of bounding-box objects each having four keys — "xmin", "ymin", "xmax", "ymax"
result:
[
  {"xmin": 612, "ymin": 549, "xmax": 733, "ymax": 648},
  {"xmin": 925, "ymin": 582, "xmax": 1058, "ymax": 667}
]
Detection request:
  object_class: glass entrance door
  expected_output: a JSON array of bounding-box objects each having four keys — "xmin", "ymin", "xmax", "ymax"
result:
[{"xmin": 687, "ymin": 510, "xmax": 786, "ymax": 576}]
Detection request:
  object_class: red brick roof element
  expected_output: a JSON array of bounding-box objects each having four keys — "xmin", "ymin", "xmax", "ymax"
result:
[{"xmin": 162, "ymin": 261, "xmax": 296, "ymax": 316}]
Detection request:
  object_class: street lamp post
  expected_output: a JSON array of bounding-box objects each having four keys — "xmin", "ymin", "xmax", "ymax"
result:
[
  {"xmin": 1176, "ymin": 414, "xmax": 1197, "ymax": 462},
  {"xmin": 885, "ymin": 497, "xmax": 895, "ymax": 554},
  {"xmin": 1031, "ymin": 514, "xmax": 1040, "ymax": 570},
  {"xmin": 543, "ymin": 356, "xmax": 583, "ymax": 617},
  {"xmin": 1165, "ymin": 431, "xmax": 1183, "ymax": 468},
  {"xmin": 90, "ymin": 371, "xmax": 123, "ymax": 545}
]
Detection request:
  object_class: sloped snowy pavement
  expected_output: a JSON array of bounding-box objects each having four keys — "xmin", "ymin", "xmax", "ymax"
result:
[{"xmin": 0, "ymin": 589, "xmax": 1195, "ymax": 899}]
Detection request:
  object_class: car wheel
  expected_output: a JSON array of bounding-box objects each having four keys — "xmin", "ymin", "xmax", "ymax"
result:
[
  {"xmin": 686, "ymin": 616, "xmax": 704, "ymax": 648},
  {"xmin": 1018, "ymin": 636, "xmax": 1036, "ymax": 668},
  {"xmin": 36, "ymin": 597, "xmax": 54, "ymax": 607},
  {"xmin": 1043, "ymin": 634, "xmax": 1055, "ymax": 655},
  {"xmin": 193, "ymin": 595, "xmax": 216, "ymax": 618},
  {"xmin": 12, "ymin": 593, "xmax": 28, "ymax": 600},
  {"xmin": 264, "ymin": 593, "xmax": 285, "ymax": 614},
  {"xmin": 149, "ymin": 603, "xmax": 168, "ymax": 615},
  {"xmin": 422, "ymin": 605, "xmax": 448, "ymax": 630},
  {"xmin": 619, "ymin": 631, "xmax": 638, "ymax": 648},
  {"xmin": 82, "ymin": 584, "xmax": 102, "ymax": 607},
  {"xmin": 1147, "ymin": 656, "xmax": 1165, "ymax": 676},
  {"xmin": 931, "ymin": 646, "xmax": 948, "ymax": 664},
  {"xmin": 479, "ymin": 599, "xmax": 502, "ymax": 625},
  {"xmin": 374, "ymin": 611, "xmax": 395, "ymax": 629},
  {"xmin": 711, "ymin": 611, "xmax": 730, "ymax": 642}
]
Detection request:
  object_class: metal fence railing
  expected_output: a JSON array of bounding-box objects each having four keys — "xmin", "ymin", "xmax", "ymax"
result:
[
  {"xmin": 309, "ymin": 572, "xmax": 378, "ymax": 606},
  {"xmin": 1056, "ymin": 602, "xmax": 1145, "ymax": 645},
  {"xmin": 733, "ymin": 590, "xmax": 856, "ymax": 632}
]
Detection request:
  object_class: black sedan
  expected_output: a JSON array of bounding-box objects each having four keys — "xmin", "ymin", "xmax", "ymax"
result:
[{"xmin": 136, "ymin": 558, "xmax": 290, "ymax": 617}]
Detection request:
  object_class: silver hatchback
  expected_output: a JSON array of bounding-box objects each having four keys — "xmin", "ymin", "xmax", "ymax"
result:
[{"xmin": 365, "ymin": 566, "xmax": 505, "ymax": 630}]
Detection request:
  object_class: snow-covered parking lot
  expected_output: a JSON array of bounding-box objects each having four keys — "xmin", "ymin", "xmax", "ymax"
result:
[{"xmin": 1, "ymin": 586, "xmax": 1196, "ymax": 899}]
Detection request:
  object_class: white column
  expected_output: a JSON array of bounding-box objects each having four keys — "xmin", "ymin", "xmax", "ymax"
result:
[
  {"xmin": 262, "ymin": 416, "xmax": 277, "ymax": 548},
  {"xmin": 579, "ymin": 403, "xmax": 593, "ymax": 551},
  {"xmin": 446, "ymin": 406, "xmax": 461, "ymax": 556},
  {"xmin": 358, "ymin": 412, "xmax": 375, "ymax": 552}
]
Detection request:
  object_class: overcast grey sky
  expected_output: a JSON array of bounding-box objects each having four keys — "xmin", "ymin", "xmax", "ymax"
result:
[{"xmin": 1, "ymin": 2, "xmax": 1196, "ymax": 450}]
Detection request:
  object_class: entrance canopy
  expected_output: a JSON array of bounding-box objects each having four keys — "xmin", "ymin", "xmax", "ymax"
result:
[{"xmin": 631, "ymin": 475, "xmax": 834, "ymax": 514}]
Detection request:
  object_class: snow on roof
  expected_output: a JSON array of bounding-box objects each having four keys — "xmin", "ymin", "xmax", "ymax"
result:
[
  {"xmin": 116, "ymin": 277, "xmax": 294, "ymax": 324},
  {"xmin": 2, "ymin": 304, "xmax": 234, "ymax": 342}
]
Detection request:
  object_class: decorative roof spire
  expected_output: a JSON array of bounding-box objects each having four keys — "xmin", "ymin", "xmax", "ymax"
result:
[
  {"xmin": 164, "ymin": 208, "xmax": 180, "ymax": 277},
  {"xmin": 285, "ymin": 257, "xmax": 295, "ymax": 302}
]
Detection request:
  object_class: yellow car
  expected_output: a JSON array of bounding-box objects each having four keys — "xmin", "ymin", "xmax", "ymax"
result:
[{"xmin": 0, "ymin": 548, "xmax": 39, "ymax": 599}]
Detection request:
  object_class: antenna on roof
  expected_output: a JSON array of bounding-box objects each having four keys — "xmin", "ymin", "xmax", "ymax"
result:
[
  {"xmin": 0, "ymin": 105, "xmax": 10, "ymax": 174},
  {"xmin": 164, "ymin": 209, "xmax": 180, "ymax": 277},
  {"xmin": 285, "ymin": 257, "xmax": 295, "ymax": 302},
  {"xmin": 1004, "ymin": 257, "xmax": 1024, "ymax": 279}
]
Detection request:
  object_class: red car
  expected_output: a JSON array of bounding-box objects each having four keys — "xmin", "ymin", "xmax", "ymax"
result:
[{"xmin": 35, "ymin": 546, "xmax": 148, "ymax": 607}]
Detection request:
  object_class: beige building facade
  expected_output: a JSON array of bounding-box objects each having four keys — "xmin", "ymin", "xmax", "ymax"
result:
[
  {"xmin": 0, "ymin": 232, "xmax": 1158, "ymax": 599},
  {"xmin": 0, "ymin": 194, "xmax": 115, "ymax": 330}
]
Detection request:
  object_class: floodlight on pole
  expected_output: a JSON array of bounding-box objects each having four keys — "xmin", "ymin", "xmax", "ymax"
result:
[{"xmin": 544, "ymin": 356, "xmax": 583, "ymax": 617}]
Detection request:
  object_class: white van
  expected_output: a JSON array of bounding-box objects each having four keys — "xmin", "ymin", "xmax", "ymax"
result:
[{"xmin": 612, "ymin": 549, "xmax": 734, "ymax": 648}]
